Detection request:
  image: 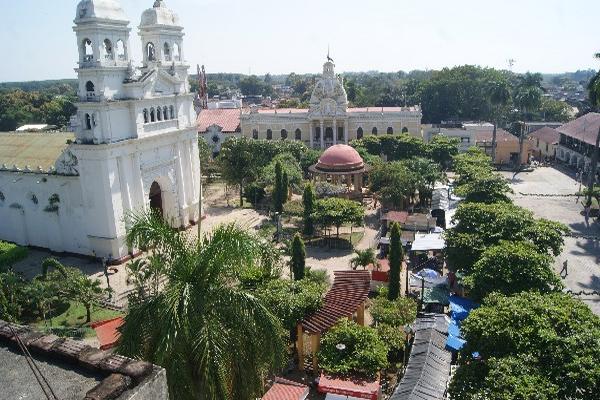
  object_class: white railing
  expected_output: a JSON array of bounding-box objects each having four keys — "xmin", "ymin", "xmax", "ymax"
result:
[{"xmin": 143, "ymin": 119, "xmax": 178, "ymax": 133}]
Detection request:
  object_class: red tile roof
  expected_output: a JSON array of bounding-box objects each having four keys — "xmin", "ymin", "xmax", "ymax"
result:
[
  {"xmin": 317, "ymin": 373, "xmax": 380, "ymax": 400},
  {"xmin": 556, "ymin": 112, "xmax": 600, "ymax": 146},
  {"xmin": 475, "ymin": 128, "xmax": 518, "ymax": 143},
  {"xmin": 262, "ymin": 378, "xmax": 309, "ymax": 400},
  {"xmin": 529, "ymin": 126, "xmax": 560, "ymax": 145},
  {"xmin": 301, "ymin": 271, "xmax": 371, "ymax": 334},
  {"xmin": 90, "ymin": 317, "xmax": 124, "ymax": 350},
  {"xmin": 197, "ymin": 109, "xmax": 241, "ymax": 133},
  {"xmin": 383, "ymin": 211, "xmax": 409, "ymax": 224}
]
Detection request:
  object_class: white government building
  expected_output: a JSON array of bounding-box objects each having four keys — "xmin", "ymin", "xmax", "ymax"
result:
[
  {"xmin": 238, "ymin": 60, "xmax": 423, "ymax": 148},
  {"xmin": 0, "ymin": 0, "xmax": 201, "ymax": 262}
]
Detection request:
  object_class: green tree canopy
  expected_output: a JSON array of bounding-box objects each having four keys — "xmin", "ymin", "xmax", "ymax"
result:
[
  {"xmin": 313, "ymin": 197, "xmax": 364, "ymax": 237},
  {"xmin": 119, "ymin": 214, "xmax": 286, "ymax": 400},
  {"xmin": 454, "ymin": 173, "xmax": 513, "ymax": 204},
  {"xmin": 369, "ymin": 161, "xmax": 416, "ymax": 209},
  {"xmin": 387, "ymin": 222, "xmax": 403, "ymax": 300},
  {"xmin": 302, "ymin": 183, "xmax": 316, "ymax": 235},
  {"xmin": 290, "ymin": 233, "xmax": 306, "ymax": 281},
  {"xmin": 318, "ymin": 319, "xmax": 388, "ymax": 377},
  {"xmin": 450, "ymin": 292, "xmax": 600, "ymax": 400},
  {"xmin": 445, "ymin": 202, "xmax": 568, "ymax": 273},
  {"xmin": 463, "ymin": 241, "xmax": 563, "ymax": 301},
  {"xmin": 428, "ymin": 135, "xmax": 460, "ymax": 169}
]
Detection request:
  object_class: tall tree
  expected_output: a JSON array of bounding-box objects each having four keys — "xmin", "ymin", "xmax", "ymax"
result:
[
  {"xmin": 302, "ymin": 183, "xmax": 316, "ymax": 235},
  {"xmin": 218, "ymin": 137, "xmax": 254, "ymax": 206},
  {"xmin": 273, "ymin": 160, "xmax": 283, "ymax": 212},
  {"xmin": 119, "ymin": 213, "xmax": 285, "ymax": 400},
  {"xmin": 290, "ymin": 233, "xmax": 306, "ymax": 280},
  {"xmin": 586, "ymin": 52, "xmax": 600, "ymax": 206},
  {"xmin": 488, "ymin": 80, "xmax": 511, "ymax": 164},
  {"xmin": 282, "ymin": 170, "xmax": 289, "ymax": 204},
  {"xmin": 388, "ymin": 222, "xmax": 403, "ymax": 300}
]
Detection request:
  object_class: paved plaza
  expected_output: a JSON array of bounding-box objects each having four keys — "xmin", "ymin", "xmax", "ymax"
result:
[{"xmin": 501, "ymin": 167, "xmax": 600, "ymax": 315}]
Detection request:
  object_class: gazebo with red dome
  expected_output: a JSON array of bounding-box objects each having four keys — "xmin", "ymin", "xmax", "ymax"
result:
[{"xmin": 308, "ymin": 144, "xmax": 369, "ymax": 195}]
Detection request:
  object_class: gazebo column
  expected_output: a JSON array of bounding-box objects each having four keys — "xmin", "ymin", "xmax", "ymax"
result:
[
  {"xmin": 357, "ymin": 303, "xmax": 365, "ymax": 326},
  {"xmin": 311, "ymin": 333, "xmax": 320, "ymax": 372},
  {"xmin": 297, "ymin": 324, "xmax": 304, "ymax": 371},
  {"xmin": 354, "ymin": 174, "xmax": 362, "ymax": 194},
  {"xmin": 309, "ymin": 122, "xmax": 313, "ymax": 148},
  {"xmin": 346, "ymin": 174, "xmax": 352, "ymax": 188},
  {"xmin": 344, "ymin": 120, "xmax": 349, "ymax": 144}
]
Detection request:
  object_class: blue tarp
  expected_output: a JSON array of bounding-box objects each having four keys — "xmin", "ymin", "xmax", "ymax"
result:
[
  {"xmin": 449, "ymin": 295, "xmax": 478, "ymax": 322},
  {"xmin": 448, "ymin": 320, "xmax": 461, "ymax": 338},
  {"xmin": 445, "ymin": 335, "xmax": 466, "ymax": 351}
]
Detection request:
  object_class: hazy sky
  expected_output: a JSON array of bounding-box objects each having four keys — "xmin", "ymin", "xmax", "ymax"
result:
[{"xmin": 1, "ymin": 0, "xmax": 599, "ymax": 82}]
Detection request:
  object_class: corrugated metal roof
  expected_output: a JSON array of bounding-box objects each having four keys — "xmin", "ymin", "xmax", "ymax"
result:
[
  {"xmin": 0, "ymin": 132, "xmax": 73, "ymax": 170},
  {"xmin": 301, "ymin": 271, "xmax": 370, "ymax": 334},
  {"xmin": 390, "ymin": 314, "xmax": 452, "ymax": 400}
]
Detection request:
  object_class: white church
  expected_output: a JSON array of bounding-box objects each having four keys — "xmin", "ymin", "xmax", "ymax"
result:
[{"xmin": 0, "ymin": 0, "xmax": 201, "ymax": 263}]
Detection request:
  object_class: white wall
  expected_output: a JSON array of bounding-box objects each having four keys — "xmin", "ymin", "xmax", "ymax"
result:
[{"xmin": 0, "ymin": 172, "xmax": 90, "ymax": 254}]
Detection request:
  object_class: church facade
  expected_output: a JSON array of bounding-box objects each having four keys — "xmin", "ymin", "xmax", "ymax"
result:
[
  {"xmin": 0, "ymin": 0, "xmax": 200, "ymax": 262},
  {"xmin": 239, "ymin": 60, "xmax": 422, "ymax": 148}
]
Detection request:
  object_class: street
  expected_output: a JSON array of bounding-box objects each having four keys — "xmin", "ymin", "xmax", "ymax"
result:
[{"xmin": 501, "ymin": 167, "xmax": 600, "ymax": 315}]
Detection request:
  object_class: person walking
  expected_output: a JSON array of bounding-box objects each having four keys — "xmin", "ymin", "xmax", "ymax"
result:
[{"xmin": 584, "ymin": 202, "xmax": 592, "ymax": 228}]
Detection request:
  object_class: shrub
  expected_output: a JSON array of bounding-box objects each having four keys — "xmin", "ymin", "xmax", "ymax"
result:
[
  {"xmin": 283, "ymin": 199, "xmax": 304, "ymax": 217},
  {"xmin": 370, "ymin": 295, "xmax": 417, "ymax": 327},
  {"xmin": 376, "ymin": 323, "xmax": 405, "ymax": 361},
  {"xmin": 0, "ymin": 241, "xmax": 28, "ymax": 271},
  {"xmin": 319, "ymin": 319, "xmax": 388, "ymax": 377},
  {"xmin": 244, "ymin": 183, "xmax": 266, "ymax": 206}
]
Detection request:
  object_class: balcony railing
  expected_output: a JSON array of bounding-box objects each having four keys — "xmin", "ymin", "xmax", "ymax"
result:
[{"xmin": 143, "ymin": 119, "xmax": 178, "ymax": 133}]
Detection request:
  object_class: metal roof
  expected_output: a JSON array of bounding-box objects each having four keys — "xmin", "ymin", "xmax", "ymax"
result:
[
  {"xmin": 390, "ymin": 314, "xmax": 452, "ymax": 400},
  {"xmin": 0, "ymin": 132, "xmax": 73, "ymax": 170},
  {"xmin": 301, "ymin": 271, "xmax": 370, "ymax": 334}
]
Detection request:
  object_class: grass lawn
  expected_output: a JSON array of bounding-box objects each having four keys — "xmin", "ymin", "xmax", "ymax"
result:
[{"xmin": 32, "ymin": 301, "xmax": 123, "ymax": 339}]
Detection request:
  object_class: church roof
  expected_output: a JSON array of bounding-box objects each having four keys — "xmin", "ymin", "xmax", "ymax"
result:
[
  {"xmin": 0, "ymin": 132, "xmax": 74, "ymax": 171},
  {"xmin": 197, "ymin": 109, "xmax": 241, "ymax": 133}
]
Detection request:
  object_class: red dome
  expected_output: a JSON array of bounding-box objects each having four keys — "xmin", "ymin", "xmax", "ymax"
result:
[{"xmin": 316, "ymin": 144, "xmax": 365, "ymax": 172}]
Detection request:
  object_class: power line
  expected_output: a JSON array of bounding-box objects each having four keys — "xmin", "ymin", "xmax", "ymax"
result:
[{"xmin": 9, "ymin": 324, "xmax": 59, "ymax": 400}]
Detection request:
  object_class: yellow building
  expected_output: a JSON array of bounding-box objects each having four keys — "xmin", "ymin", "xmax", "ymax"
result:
[{"xmin": 475, "ymin": 128, "xmax": 529, "ymax": 165}]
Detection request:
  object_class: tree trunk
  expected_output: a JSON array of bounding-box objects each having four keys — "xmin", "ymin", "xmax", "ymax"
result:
[
  {"xmin": 491, "ymin": 120, "xmax": 498, "ymax": 164},
  {"xmin": 85, "ymin": 304, "xmax": 91, "ymax": 323},
  {"xmin": 239, "ymin": 180, "xmax": 244, "ymax": 207},
  {"xmin": 587, "ymin": 126, "xmax": 600, "ymax": 206}
]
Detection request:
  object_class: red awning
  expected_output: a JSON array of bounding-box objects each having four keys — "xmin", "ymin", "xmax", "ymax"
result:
[
  {"xmin": 317, "ymin": 373, "xmax": 380, "ymax": 400},
  {"xmin": 91, "ymin": 317, "xmax": 124, "ymax": 350}
]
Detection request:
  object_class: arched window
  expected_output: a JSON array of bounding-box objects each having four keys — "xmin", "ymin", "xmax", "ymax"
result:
[
  {"xmin": 156, "ymin": 106, "xmax": 162, "ymax": 121},
  {"xmin": 357, "ymin": 127, "xmax": 363, "ymax": 139},
  {"xmin": 116, "ymin": 39, "xmax": 126, "ymax": 60},
  {"xmin": 252, "ymin": 129, "xmax": 259, "ymax": 139},
  {"xmin": 281, "ymin": 129, "xmax": 288, "ymax": 140},
  {"xmin": 150, "ymin": 108, "xmax": 155, "ymax": 122},
  {"xmin": 169, "ymin": 105, "xmax": 175, "ymax": 119},
  {"xmin": 295, "ymin": 128, "xmax": 302, "ymax": 140},
  {"xmin": 173, "ymin": 43, "xmax": 180, "ymax": 61},
  {"xmin": 402, "ymin": 127, "xmax": 409, "ymax": 133},
  {"xmin": 82, "ymin": 38, "xmax": 93, "ymax": 62},
  {"xmin": 143, "ymin": 109, "xmax": 149, "ymax": 123},
  {"xmin": 85, "ymin": 81, "xmax": 95, "ymax": 93},
  {"xmin": 103, "ymin": 39, "xmax": 113, "ymax": 60},
  {"xmin": 85, "ymin": 113, "xmax": 92, "ymax": 130},
  {"xmin": 372, "ymin": 127, "xmax": 378, "ymax": 135},
  {"xmin": 266, "ymin": 129, "xmax": 273, "ymax": 140},
  {"xmin": 146, "ymin": 42, "xmax": 156, "ymax": 61},
  {"xmin": 163, "ymin": 106, "xmax": 168, "ymax": 120},
  {"xmin": 164, "ymin": 43, "xmax": 171, "ymax": 61},
  {"xmin": 387, "ymin": 127, "xmax": 394, "ymax": 135}
]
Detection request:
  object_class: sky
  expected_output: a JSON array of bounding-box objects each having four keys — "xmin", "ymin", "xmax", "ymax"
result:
[{"xmin": 1, "ymin": 0, "xmax": 599, "ymax": 82}]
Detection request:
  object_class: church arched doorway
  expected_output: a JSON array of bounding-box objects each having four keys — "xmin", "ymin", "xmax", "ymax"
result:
[{"xmin": 149, "ymin": 181, "xmax": 163, "ymax": 217}]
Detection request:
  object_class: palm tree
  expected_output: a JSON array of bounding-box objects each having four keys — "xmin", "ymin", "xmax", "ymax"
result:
[
  {"xmin": 118, "ymin": 212, "xmax": 285, "ymax": 400},
  {"xmin": 488, "ymin": 81, "xmax": 511, "ymax": 164},
  {"xmin": 350, "ymin": 248, "xmax": 378, "ymax": 270},
  {"xmin": 586, "ymin": 52, "xmax": 600, "ymax": 205}
]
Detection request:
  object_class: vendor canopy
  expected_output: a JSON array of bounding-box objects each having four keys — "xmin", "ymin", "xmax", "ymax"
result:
[
  {"xmin": 318, "ymin": 373, "xmax": 380, "ymax": 400},
  {"xmin": 410, "ymin": 233, "xmax": 446, "ymax": 251}
]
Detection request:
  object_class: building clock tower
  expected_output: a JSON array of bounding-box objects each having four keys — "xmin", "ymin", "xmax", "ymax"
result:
[{"xmin": 70, "ymin": 0, "xmax": 201, "ymax": 261}]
